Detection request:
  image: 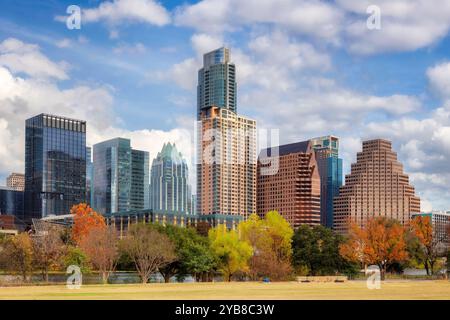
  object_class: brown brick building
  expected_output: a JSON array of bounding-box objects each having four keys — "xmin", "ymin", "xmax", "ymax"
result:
[
  {"xmin": 257, "ymin": 140, "xmax": 321, "ymax": 228},
  {"xmin": 197, "ymin": 106, "xmax": 257, "ymax": 219},
  {"xmin": 333, "ymin": 139, "xmax": 421, "ymax": 234}
]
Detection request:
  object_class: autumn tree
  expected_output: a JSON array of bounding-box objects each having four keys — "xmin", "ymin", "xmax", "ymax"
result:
[
  {"xmin": 209, "ymin": 225, "xmax": 253, "ymax": 281},
  {"xmin": 239, "ymin": 212, "xmax": 293, "ymax": 280},
  {"xmin": 1, "ymin": 233, "xmax": 34, "ymax": 282},
  {"xmin": 71, "ymin": 203, "xmax": 106, "ymax": 245},
  {"xmin": 410, "ymin": 216, "xmax": 445, "ymax": 275},
  {"xmin": 79, "ymin": 226, "xmax": 119, "ymax": 284},
  {"xmin": 340, "ymin": 217, "xmax": 408, "ymax": 280},
  {"xmin": 32, "ymin": 225, "xmax": 65, "ymax": 282},
  {"xmin": 121, "ymin": 224, "xmax": 176, "ymax": 284}
]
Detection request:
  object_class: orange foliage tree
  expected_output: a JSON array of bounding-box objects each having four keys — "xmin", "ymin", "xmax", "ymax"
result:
[
  {"xmin": 340, "ymin": 217, "xmax": 408, "ymax": 280},
  {"xmin": 71, "ymin": 203, "xmax": 106, "ymax": 245},
  {"xmin": 411, "ymin": 215, "xmax": 444, "ymax": 275}
]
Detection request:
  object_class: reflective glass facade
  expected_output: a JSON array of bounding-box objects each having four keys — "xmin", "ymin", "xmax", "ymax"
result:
[
  {"xmin": 311, "ymin": 136, "xmax": 343, "ymax": 229},
  {"xmin": 25, "ymin": 114, "xmax": 86, "ymax": 221},
  {"xmin": 93, "ymin": 138, "xmax": 149, "ymax": 215},
  {"xmin": 150, "ymin": 143, "xmax": 191, "ymax": 214},
  {"xmin": 0, "ymin": 187, "xmax": 24, "ymax": 221},
  {"xmin": 86, "ymin": 146, "xmax": 93, "ymax": 206},
  {"xmin": 197, "ymin": 47, "xmax": 236, "ymax": 118}
]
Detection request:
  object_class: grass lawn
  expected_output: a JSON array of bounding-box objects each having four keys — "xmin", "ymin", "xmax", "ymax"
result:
[{"xmin": 0, "ymin": 281, "xmax": 449, "ymax": 300}]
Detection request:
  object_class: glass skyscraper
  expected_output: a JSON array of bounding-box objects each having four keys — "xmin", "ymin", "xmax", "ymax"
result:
[
  {"xmin": 0, "ymin": 187, "xmax": 24, "ymax": 221},
  {"xmin": 311, "ymin": 136, "xmax": 343, "ymax": 229},
  {"xmin": 86, "ymin": 146, "xmax": 93, "ymax": 206},
  {"xmin": 150, "ymin": 143, "xmax": 191, "ymax": 214},
  {"xmin": 93, "ymin": 138, "xmax": 149, "ymax": 215},
  {"xmin": 197, "ymin": 47, "xmax": 236, "ymax": 119},
  {"xmin": 25, "ymin": 114, "xmax": 87, "ymax": 221}
]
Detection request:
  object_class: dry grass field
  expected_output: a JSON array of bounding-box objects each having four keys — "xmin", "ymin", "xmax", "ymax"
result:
[{"xmin": 0, "ymin": 280, "xmax": 449, "ymax": 300}]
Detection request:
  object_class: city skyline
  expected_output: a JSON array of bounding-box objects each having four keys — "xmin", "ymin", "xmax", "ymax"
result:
[{"xmin": 1, "ymin": 1, "xmax": 450, "ymax": 212}]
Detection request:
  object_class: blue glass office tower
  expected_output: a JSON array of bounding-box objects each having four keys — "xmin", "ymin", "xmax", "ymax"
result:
[
  {"xmin": 86, "ymin": 146, "xmax": 93, "ymax": 206},
  {"xmin": 197, "ymin": 47, "xmax": 236, "ymax": 119},
  {"xmin": 25, "ymin": 114, "xmax": 86, "ymax": 221},
  {"xmin": 311, "ymin": 136, "xmax": 343, "ymax": 229},
  {"xmin": 150, "ymin": 143, "xmax": 192, "ymax": 214},
  {"xmin": 0, "ymin": 187, "xmax": 24, "ymax": 221},
  {"xmin": 93, "ymin": 138, "xmax": 149, "ymax": 215}
]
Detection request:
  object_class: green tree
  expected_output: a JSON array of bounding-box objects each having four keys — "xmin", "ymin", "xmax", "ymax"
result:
[
  {"xmin": 180, "ymin": 239, "xmax": 217, "ymax": 282},
  {"xmin": 64, "ymin": 246, "xmax": 91, "ymax": 274},
  {"xmin": 209, "ymin": 225, "xmax": 252, "ymax": 281},
  {"xmin": 293, "ymin": 225, "xmax": 357, "ymax": 276},
  {"xmin": 156, "ymin": 225, "xmax": 217, "ymax": 282}
]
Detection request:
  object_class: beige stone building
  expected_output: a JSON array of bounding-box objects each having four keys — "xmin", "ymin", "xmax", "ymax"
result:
[
  {"xmin": 333, "ymin": 139, "xmax": 421, "ymax": 234},
  {"xmin": 6, "ymin": 173, "xmax": 25, "ymax": 191},
  {"xmin": 257, "ymin": 140, "xmax": 321, "ymax": 229},
  {"xmin": 197, "ymin": 106, "xmax": 257, "ymax": 219}
]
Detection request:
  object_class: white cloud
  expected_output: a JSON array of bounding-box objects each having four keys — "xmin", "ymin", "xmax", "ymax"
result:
[
  {"xmin": 175, "ymin": 0, "xmax": 450, "ymax": 55},
  {"xmin": 427, "ymin": 61, "xmax": 450, "ymax": 98},
  {"xmin": 191, "ymin": 33, "xmax": 224, "ymax": 57},
  {"xmin": 56, "ymin": 38, "xmax": 72, "ymax": 48},
  {"xmin": 0, "ymin": 38, "xmax": 194, "ymax": 191},
  {"xmin": 83, "ymin": 0, "xmax": 171, "ymax": 26},
  {"xmin": 0, "ymin": 38, "xmax": 69, "ymax": 80},
  {"xmin": 174, "ymin": 0, "xmax": 344, "ymax": 43},
  {"xmin": 113, "ymin": 42, "xmax": 147, "ymax": 54},
  {"xmin": 337, "ymin": 0, "xmax": 450, "ymax": 54}
]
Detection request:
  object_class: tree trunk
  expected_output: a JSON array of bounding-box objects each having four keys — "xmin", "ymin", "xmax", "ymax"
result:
[
  {"xmin": 424, "ymin": 261, "xmax": 430, "ymax": 276},
  {"xmin": 102, "ymin": 272, "xmax": 109, "ymax": 284},
  {"xmin": 379, "ymin": 264, "xmax": 386, "ymax": 281},
  {"xmin": 164, "ymin": 274, "xmax": 171, "ymax": 283},
  {"xmin": 429, "ymin": 260, "xmax": 435, "ymax": 276}
]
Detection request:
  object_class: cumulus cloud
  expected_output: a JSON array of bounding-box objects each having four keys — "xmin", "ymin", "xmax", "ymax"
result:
[
  {"xmin": 427, "ymin": 61, "xmax": 450, "ymax": 99},
  {"xmin": 0, "ymin": 38, "xmax": 69, "ymax": 80},
  {"xmin": 113, "ymin": 42, "xmax": 147, "ymax": 54},
  {"xmin": 174, "ymin": 0, "xmax": 450, "ymax": 55},
  {"xmin": 338, "ymin": 0, "xmax": 450, "ymax": 54},
  {"xmin": 174, "ymin": 0, "xmax": 344, "ymax": 43},
  {"xmin": 83, "ymin": 0, "xmax": 171, "ymax": 26},
  {"xmin": 0, "ymin": 38, "xmax": 193, "ymax": 189}
]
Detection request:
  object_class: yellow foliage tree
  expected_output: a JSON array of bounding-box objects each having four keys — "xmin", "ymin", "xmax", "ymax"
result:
[
  {"xmin": 239, "ymin": 211, "xmax": 293, "ymax": 280},
  {"xmin": 208, "ymin": 225, "xmax": 253, "ymax": 281}
]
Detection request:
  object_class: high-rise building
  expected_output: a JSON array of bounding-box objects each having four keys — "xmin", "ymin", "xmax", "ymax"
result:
[
  {"xmin": 197, "ymin": 47, "xmax": 236, "ymax": 119},
  {"xmin": 25, "ymin": 114, "xmax": 86, "ymax": 221},
  {"xmin": 0, "ymin": 186, "xmax": 24, "ymax": 221},
  {"xmin": 131, "ymin": 149, "xmax": 150, "ymax": 210},
  {"xmin": 333, "ymin": 139, "xmax": 421, "ymax": 234},
  {"xmin": 412, "ymin": 211, "xmax": 450, "ymax": 250},
  {"xmin": 86, "ymin": 147, "xmax": 93, "ymax": 206},
  {"xmin": 197, "ymin": 106, "xmax": 257, "ymax": 220},
  {"xmin": 6, "ymin": 173, "xmax": 25, "ymax": 191},
  {"xmin": 150, "ymin": 143, "xmax": 191, "ymax": 214},
  {"xmin": 93, "ymin": 138, "xmax": 149, "ymax": 215},
  {"xmin": 257, "ymin": 140, "xmax": 321, "ymax": 228},
  {"xmin": 311, "ymin": 136, "xmax": 343, "ymax": 228}
]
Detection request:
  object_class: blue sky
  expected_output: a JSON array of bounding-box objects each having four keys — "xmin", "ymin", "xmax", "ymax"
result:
[{"xmin": 1, "ymin": 0, "xmax": 450, "ymax": 210}]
